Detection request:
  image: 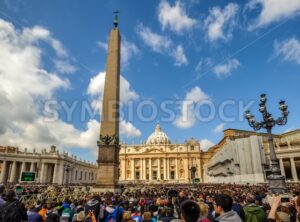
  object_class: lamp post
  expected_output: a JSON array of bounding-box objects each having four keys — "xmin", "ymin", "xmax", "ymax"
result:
[
  {"xmin": 190, "ymin": 166, "xmax": 197, "ymax": 184},
  {"xmin": 245, "ymin": 93, "xmax": 289, "ymax": 194}
]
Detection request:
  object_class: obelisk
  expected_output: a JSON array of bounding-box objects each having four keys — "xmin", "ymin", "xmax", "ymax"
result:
[{"xmin": 95, "ymin": 12, "xmax": 121, "ymax": 192}]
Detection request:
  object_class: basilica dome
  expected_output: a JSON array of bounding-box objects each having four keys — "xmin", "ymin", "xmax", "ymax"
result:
[{"xmin": 146, "ymin": 123, "xmax": 170, "ymax": 145}]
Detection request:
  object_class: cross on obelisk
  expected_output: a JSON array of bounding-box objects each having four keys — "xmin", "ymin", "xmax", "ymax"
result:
[
  {"xmin": 113, "ymin": 10, "xmax": 120, "ymax": 28},
  {"xmin": 94, "ymin": 12, "xmax": 121, "ymax": 192}
]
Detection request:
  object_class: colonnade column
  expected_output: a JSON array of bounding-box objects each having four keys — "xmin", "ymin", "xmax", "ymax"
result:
[
  {"xmin": 158, "ymin": 159, "xmax": 161, "ymax": 180},
  {"xmin": 149, "ymin": 159, "xmax": 152, "ymax": 180},
  {"xmin": 9, "ymin": 161, "xmax": 17, "ymax": 183},
  {"xmin": 19, "ymin": 162, "xmax": 26, "ymax": 180},
  {"xmin": 175, "ymin": 158, "xmax": 178, "ymax": 180},
  {"xmin": 121, "ymin": 159, "xmax": 126, "ymax": 180},
  {"xmin": 131, "ymin": 159, "xmax": 135, "ymax": 180},
  {"xmin": 0, "ymin": 161, "xmax": 8, "ymax": 183},
  {"xmin": 142, "ymin": 159, "xmax": 146, "ymax": 180},
  {"xmin": 30, "ymin": 162, "xmax": 35, "ymax": 172},
  {"xmin": 58, "ymin": 163, "xmax": 64, "ymax": 185},
  {"xmin": 166, "ymin": 158, "xmax": 169, "ymax": 180},
  {"xmin": 39, "ymin": 162, "xmax": 45, "ymax": 183},
  {"xmin": 290, "ymin": 158, "xmax": 298, "ymax": 182},
  {"xmin": 184, "ymin": 158, "xmax": 189, "ymax": 181},
  {"xmin": 52, "ymin": 163, "xmax": 58, "ymax": 183},
  {"xmin": 279, "ymin": 158, "xmax": 285, "ymax": 177},
  {"xmin": 163, "ymin": 159, "xmax": 167, "ymax": 180}
]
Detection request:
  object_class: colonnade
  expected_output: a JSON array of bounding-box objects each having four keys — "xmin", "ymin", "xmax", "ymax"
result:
[
  {"xmin": 0, "ymin": 160, "xmax": 97, "ymax": 184},
  {"xmin": 279, "ymin": 157, "xmax": 299, "ymax": 182}
]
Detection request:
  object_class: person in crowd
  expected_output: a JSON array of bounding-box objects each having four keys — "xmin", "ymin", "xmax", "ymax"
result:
[
  {"xmin": 61, "ymin": 200, "xmax": 73, "ymax": 222},
  {"xmin": 0, "ymin": 184, "xmax": 5, "ymax": 207},
  {"xmin": 197, "ymin": 202, "xmax": 210, "ymax": 222},
  {"xmin": 38, "ymin": 204, "xmax": 48, "ymax": 221},
  {"xmin": 204, "ymin": 195, "xmax": 215, "ymax": 221},
  {"xmin": 121, "ymin": 211, "xmax": 132, "ymax": 222},
  {"xmin": 288, "ymin": 198, "xmax": 297, "ymax": 222},
  {"xmin": 160, "ymin": 207, "xmax": 176, "ymax": 222},
  {"xmin": 27, "ymin": 203, "xmax": 43, "ymax": 222},
  {"xmin": 180, "ymin": 200, "xmax": 200, "ymax": 222},
  {"xmin": 243, "ymin": 193, "xmax": 267, "ymax": 222},
  {"xmin": 142, "ymin": 211, "xmax": 152, "ymax": 222},
  {"xmin": 84, "ymin": 195, "xmax": 101, "ymax": 221},
  {"xmin": 104, "ymin": 197, "xmax": 124, "ymax": 222},
  {"xmin": 71, "ymin": 201, "xmax": 84, "ymax": 222},
  {"xmin": 222, "ymin": 190, "xmax": 245, "ymax": 221},
  {"xmin": 175, "ymin": 191, "xmax": 187, "ymax": 219},
  {"xmin": 0, "ymin": 189, "xmax": 28, "ymax": 222},
  {"xmin": 213, "ymin": 194, "xmax": 242, "ymax": 222},
  {"xmin": 45, "ymin": 204, "xmax": 60, "ymax": 222},
  {"xmin": 267, "ymin": 195, "xmax": 290, "ymax": 222},
  {"xmin": 0, "ymin": 183, "xmax": 299, "ymax": 222}
]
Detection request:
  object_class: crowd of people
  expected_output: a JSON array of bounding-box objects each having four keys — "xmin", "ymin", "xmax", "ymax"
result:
[{"xmin": 0, "ymin": 183, "xmax": 299, "ymax": 222}]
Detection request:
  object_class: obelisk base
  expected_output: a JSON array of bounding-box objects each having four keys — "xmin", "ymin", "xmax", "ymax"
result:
[
  {"xmin": 93, "ymin": 144, "xmax": 120, "ymax": 193},
  {"xmin": 93, "ymin": 163, "xmax": 120, "ymax": 193}
]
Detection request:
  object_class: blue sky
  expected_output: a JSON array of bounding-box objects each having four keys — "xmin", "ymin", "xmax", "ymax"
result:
[{"xmin": 0, "ymin": 0, "xmax": 300, "ymax": 161}]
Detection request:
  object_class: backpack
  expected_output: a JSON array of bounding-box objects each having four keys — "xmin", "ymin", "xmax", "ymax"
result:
[
  {"xmin": 85, "ymin": 210, "xmax": 97, "ymax": 222},
  {"xmin": 244, "ymin": 204, "xmax": 266, "ymax": 222},
  {"xmin": 60, "ymin": 207, "xmax": 72, "ymax": 222},
  {"xmin": 105, "ymin": 207, "xmax": 119, "ymax": 222},
  {"xmin": 0, "ymin": 200, "xmax": 22, "ymax": 222}
]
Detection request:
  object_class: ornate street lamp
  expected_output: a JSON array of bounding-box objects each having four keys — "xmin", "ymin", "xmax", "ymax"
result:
[{"xmin": 245, "ymin": 94, "xmax": 289, "ymax": 194}]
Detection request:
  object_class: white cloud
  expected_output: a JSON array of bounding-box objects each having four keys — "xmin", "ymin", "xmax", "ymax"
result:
[
  {"xmin": 0, "ymin": 18, "xmax": 140, "ymax": 156},
  {"xmin": 158, "ymin": 0, "xmax": 197, "ymax": 33},
  {"xmin": 121, "ymin": 39, "xmax": 140, "ymax": 67},
  {"xmin": 174, "ymin": 86, "xmax": 210, "ymax": 128},
  {"xmin": 54, "ymin": 60, "xmax": 77, "ymax": 74},
  {"xmin": 120, "ymin": 120, "xmax": 141, "ymax": 138},
  {"xmin": 246, "ymin": 0, "xmax": 300, "ymax": 30},
  {"xmin": 213, "ymin": 58, "xmax": 240, "ymax": 78},
  {"xmin": 87, "ymin": 72, "xmax": 139, "ymax": 113},
  {"xmin": 204, "ymin": 3, "xmax": 239, "ymax": 42},
  {"xmin": 274, "ymin": 37, "xmax": 300, "ymax": 65},
  {"xmin": 87, "ymin": 72, "xmax": 141, "ymax": 138},
  {"xmin": 136, "ymin": 23, "xmax": 172, "ymax": 53},
  {"xmin": 136, "ymin": 23, "xmax": 190, "ymax": 66},
  {"xmin": 200, "ymin": 139, "xmax": 215, "ymax": 151},
  {"xmin": 98, "ymin": 41, "xmax": 108, "ymax": 51},
  {"xmin": 0, "ymin": 18, "xmax": 91, "ymax": 151},
  {"xmin": 172, "ymin": 45, "xmax": 188, "ymax": 66},
  {"xmin": 212, "ymin": 123, "xmax": 226, "ymax": 134}
]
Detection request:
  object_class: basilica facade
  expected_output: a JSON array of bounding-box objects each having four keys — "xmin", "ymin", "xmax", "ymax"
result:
[{"xmin": 119, "ymin": 124, "xmax": 215, "ymax": 183}]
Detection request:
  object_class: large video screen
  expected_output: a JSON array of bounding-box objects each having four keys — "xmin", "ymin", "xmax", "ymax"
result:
[
  {"xmin": 194, "ymin": 178, "xmax": 200, "ymax": 183},
  {"xmin": 20, "ymin": 172, "xmax": 36, "ymax": 182}
]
